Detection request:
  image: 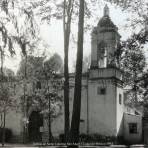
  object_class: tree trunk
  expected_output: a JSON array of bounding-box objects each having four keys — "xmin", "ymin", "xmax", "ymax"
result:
[
  {"xmin": 69, "ymin": 0, "xmax": 84, "ymax": 143},
  {"xmin": 63, "ymin": 0, "xmax": 74, "ymax": 142},
  {"xmin": 0, "ymin": 47, "xmax": 5, "ymax": 146},
  {"xmin": 23, "ymin": 54, "xmax": 28, "ymax": 143},
  {"xmin": 2, "ymin": 111, "xmax": 6, "ymax": 146},
  {"xmin": 48, "ymin": 94, "xmax": 53, "ymax": 142},
  {"xmin": 0, "ymin": 47, "xmax": 3, "ymax": 81},
  {"xmin": 64, "ymin": 43, "xmax": 70, "ymax": 142},
  {"xmin": 46, "ymin": 78, "xmax": 53, "ymax": 143}
]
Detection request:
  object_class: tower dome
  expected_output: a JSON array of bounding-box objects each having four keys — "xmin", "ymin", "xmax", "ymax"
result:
[
  {"xmin": 98, "ymin": 16, "xmax": 115, "ymax": 28},
  {"xmin": 97, "ymin": 5, "xmax": 117, "ymax": 31}
]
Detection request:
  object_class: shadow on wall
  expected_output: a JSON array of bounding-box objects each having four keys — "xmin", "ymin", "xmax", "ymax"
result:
[{"xmin": 117, "ymin": 116, "xmax": 125, "ymax": 144}]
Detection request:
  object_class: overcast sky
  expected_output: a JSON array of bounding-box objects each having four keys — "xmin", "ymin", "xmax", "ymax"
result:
[{"xmin": 4, "ymin": 2, "xmax": 136, "ymax": 73}]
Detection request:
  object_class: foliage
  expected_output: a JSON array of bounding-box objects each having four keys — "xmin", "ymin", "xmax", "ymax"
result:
[
  {"xmin": 121, "ymin": 37, "xmax": 145, "ymax": 85},
  {"xmin": 17, "ymin": 54, "xmax": 64, "ymax": 117},
  {"xmin": 44, "ymin": 53, "xmax": 63, "ymax": 74},
  {"xmin": 110, "ymin": 32, "xmax": 146, "ymax": 104},
  {"xmin": 17, "ymin": 56, "xmax": 45, "ymax": 80},
  {"xmin": 137, "ymin": 70, "xmax": 148, "ymax": 104},
  {"xmin": 0, "ymin": 0, "xmax": 39, "ymax": 60},
  {"xmin": 0, "ymin": 83, "xmax": 17, "ymax": 115},
  {"xmin": 79, "ymin": 133, "xmax": 117, "ymax": 143},
  {"xmin": 0, "ymin": 68, "xmax": 15, "ymax": 82},
  {"xmin": 105, "ymin": 0, "xmax": 147, "ymax": 27},
  {"xmin": 104, "ymin": 0, "xmax": 148, "ymax": 105},
  {"xmin": 59, "ymin": 133, "xmax": 118, "ymax": 144},
  {"xmin": 29, "ymin": 0, "xmax": 101, "ymax": 142},
  {"xmin": 17, "ymin": 54, "xmax": 63, "ymax": 79},
  {"xmin": 27, "ymin": 89, "xmax": 63, "ymax": 119},
  {"xmin": 0, "ymin": 76, "xmax": 17, "ymax": 146}
]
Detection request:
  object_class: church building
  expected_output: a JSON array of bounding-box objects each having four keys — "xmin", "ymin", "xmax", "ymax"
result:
[
  {"xmin": 51, "ymin": 5, "xmax": 143, "ymax": 144},
  {"xmin": 5, "ymin": 5, "xmax": 143, "ymax": 144}
]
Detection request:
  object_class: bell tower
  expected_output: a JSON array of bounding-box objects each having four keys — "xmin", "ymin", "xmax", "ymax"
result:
[
  {"xmin": 90, "ymin": 5, "xmax": 121, "ymax": 69},
  {"xmin": 88, "ymin": 5, "xmax": 124, "ymax": 137}
]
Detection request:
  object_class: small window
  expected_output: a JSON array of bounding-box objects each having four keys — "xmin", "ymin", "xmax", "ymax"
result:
[
  {"xmin": 36, "ymin": 81, "xmax": 41, "ymax": 89},
  {"xmin": 98, "ymin": 87, "xmax": 106, "ymax": 95},
  {"xmin": 119, "ymin": 94, "xmax": 122, "ymax": 104},
  {"xmin": 129, "ymin": 123, "xmax": 137, "ymax": 134},
  {"xmin": 80, "ymin": 119, "xmax": 85, "ymax": 122}
]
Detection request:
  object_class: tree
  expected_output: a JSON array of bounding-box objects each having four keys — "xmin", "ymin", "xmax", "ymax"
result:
[
  {"xmin": 17, "ymin": 53, "xmax": 63, "ymax": 80},
  {"xmin": 29, "ymin": 0, "xmax": 102, "ymax": 143},
  {"xmin": 122, "ymin": 46, "xmax": 145, "ymax": 104},
  {"xmin": 25, "ymin": 82, "xmax": 63, "ymax": 143},
  {"xmin": 31, "ymin": 0, "xmax": 75, "ymax": 140},
  {"xmin": 17, "ymin": 54, "xmax": 63, "ymax": 142},
  {"xmin": 139, "ymin": 70, "xmax": 148, "ymax": 104},
  {"xmin": 17, "ymin": 55, "xmax": 44, "ymax": 142},
  {"xmin": 17, "ymin": 55, "xmax": 45, "ymax": 143},
  {"xmin": 0, "ymin": 3, "xmax": 40, "ymax": 143},
  {"xmin": 69, "ymin": 0, "xmax": 85, "ymax": 144},
  {"xmin": 44, "ymin": 53, "xmax": 63, "ymax": 74},
  {"xmin": 17, "ymin": 56, "xmax": 45, "ymax": 80},
  {"xmin": 105, "ymin": 0, "xmax": 147, "ymax": 26},
  {"xmin": 0, "ymin": 73, "xmax": 17, "ymax": 146},
  {"xmin": 43, "ymin": 54, "xmax": 63, "ymax": 142},
  {"xmin": 111, "ymin": 33, "xmax": 146, "ymax": 105},
  {"xmin": 63, "ymin": 0, "xmax": 74, "ymax": 141},
  {"xmin": 106, "ymin": 0, "xmax": 148, "ymax": 43}
]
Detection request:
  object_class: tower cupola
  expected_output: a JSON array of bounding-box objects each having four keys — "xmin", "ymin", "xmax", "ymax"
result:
[{"xmin": 104, "ymin": 4, "xmax": 109, "ymax": 17}]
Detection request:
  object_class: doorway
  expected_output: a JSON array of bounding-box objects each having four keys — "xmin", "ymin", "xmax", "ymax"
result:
[{"xmin": 28, "ymin": 111, "xmax": 43, "ymax": 142}]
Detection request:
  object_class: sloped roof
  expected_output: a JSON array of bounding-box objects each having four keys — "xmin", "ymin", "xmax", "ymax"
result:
[{"xmin": 98, "ymin": 16, "xmax": 116, "ymax": 28}]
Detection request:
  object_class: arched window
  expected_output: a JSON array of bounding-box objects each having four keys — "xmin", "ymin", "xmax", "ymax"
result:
[
  {"xmin": 119, "ymin": 94, "xmax": 122, "ymax": 105},
  {"xmin": 97, "ymin": 41, "xmax": 107, "ymax": 68}
]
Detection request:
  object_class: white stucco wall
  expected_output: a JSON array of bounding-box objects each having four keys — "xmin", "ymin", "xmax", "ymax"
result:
[
  {"xmin": 51, "ymin": 113, "xmax": 64, "ymax": 137},
  {"xmin": 6, "ymin": 111, "xmax": 23, "ymax": 135},
  {"xmin": 88, "ymin": 79, "xmax": 117, "ymax": 136},
  {"xmin": 123, "ymin": 113, "xmax": 142, "ymax": 144},
  {"xmin": 51, "ymin": 76, "xmax": 88, "ymax": 136}
]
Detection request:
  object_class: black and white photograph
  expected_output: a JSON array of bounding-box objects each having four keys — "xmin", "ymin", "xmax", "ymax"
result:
[{"xmin": 0, "ymin": 0, "xmax": 147, "ymax": 148}]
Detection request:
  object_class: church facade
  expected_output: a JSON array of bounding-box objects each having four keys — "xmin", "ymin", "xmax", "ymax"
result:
[
  {"xmin": 50, "ymin": 5, "xmax": 143, "ymax": 144},
  {"xmin": 5, "ymin": 5, "xmax": 143, "ymax": 144}
]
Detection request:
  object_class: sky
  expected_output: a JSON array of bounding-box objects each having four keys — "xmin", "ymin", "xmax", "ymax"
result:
[{"xmin": 4, "ymin": 2, "xmax": 138, "ymax": 73}]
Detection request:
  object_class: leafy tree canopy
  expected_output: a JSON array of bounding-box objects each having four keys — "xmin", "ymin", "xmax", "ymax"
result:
[
  {"xmin": 17, "ymin": 55, "xmax": 45, "ymax": 80},
  {"xmin": 44, "ymin": 53, "xmax": 63, "ymax": 75},
  {"xmin": 17, "ymin": 53, "xmax": 63, "ymax": 80}
]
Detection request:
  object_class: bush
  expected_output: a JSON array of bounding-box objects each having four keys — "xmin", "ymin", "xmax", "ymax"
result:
[
  {"xmin": 59, "ymin": 133, "xmax": 120, "ymax": 144},
  {"xmin": 0, "ymin": 127, "xmax": 12, "ymax": 142},
  {"xmin": 79, "ymin": 133, "xmax": 117, "ymax": 144}
]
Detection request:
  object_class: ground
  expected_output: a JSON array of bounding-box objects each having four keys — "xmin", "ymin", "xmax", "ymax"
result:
[{"xmin": 0, "ymin": 144, "xmax": 146, "ymax": 148}]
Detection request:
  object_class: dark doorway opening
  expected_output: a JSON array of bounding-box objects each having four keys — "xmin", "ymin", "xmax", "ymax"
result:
[{"xmin": 28, "ymin": 111, "xmax": 43, "ymax": 142}]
